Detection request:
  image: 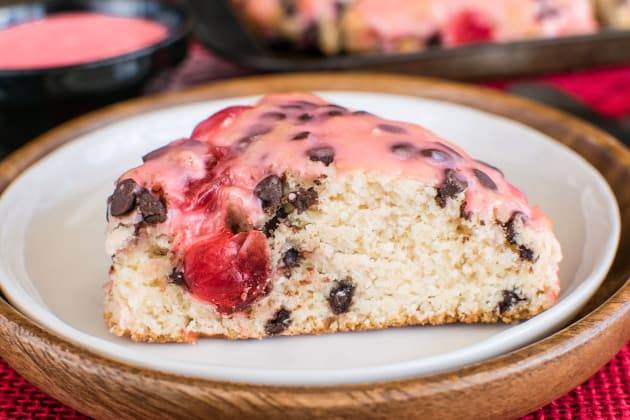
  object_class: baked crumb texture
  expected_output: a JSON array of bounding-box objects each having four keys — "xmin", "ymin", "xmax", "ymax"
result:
[{"xmin": 105, "ymin": 170, "xmax": 560, "ymax": 342}]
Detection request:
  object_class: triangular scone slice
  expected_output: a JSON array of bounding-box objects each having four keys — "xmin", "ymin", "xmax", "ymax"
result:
[{"xmin": 104, "ymin": 93, "xmax": 561, "ymax": 342}]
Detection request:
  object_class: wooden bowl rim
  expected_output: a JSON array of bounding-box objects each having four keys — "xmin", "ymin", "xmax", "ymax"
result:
[{"xmin": 0, "ymin": 73, "xmax": 628, "ymax": 417}]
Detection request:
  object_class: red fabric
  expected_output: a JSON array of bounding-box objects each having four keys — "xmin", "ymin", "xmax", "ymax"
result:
[{"xmin": 0, "ymin": 44, "xmax": 629, "ymax": 418}]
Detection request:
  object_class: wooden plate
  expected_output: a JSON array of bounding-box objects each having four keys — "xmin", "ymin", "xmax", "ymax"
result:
[
  {"xmin": 0, "ymin": 73, "xmax": 628, "ymax": 419},
  {"xmin": 187, "ymin": 0, "xmax": 630, "ymax": 80}
]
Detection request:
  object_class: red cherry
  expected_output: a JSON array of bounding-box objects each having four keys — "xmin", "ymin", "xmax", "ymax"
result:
[
  {"xmin": 183, "ymin": 230, "xmax": 271, "ymax": 314},
  {"xmin": 191, "ymin": 106, "xmax": 251, "ymax": 143},
  {"xmin": 444, "ymin": 10, "xmax": 494, "ymax": 46}
]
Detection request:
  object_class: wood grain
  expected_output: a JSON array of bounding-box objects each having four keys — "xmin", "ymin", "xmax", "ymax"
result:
[{"xmin": 0, "ymin": 73, "xmax": 628, "ymax": 420}]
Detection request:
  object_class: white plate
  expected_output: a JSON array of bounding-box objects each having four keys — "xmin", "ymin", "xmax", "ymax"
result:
[{"xmin": 0, "ymin": 92, "xmax": 620, "ymax": 386}]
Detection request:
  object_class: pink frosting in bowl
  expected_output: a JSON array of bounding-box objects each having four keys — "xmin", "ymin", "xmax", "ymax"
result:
[{"xmin": 0, "ymin": 12, "xmax": 168, "ymax": 70}]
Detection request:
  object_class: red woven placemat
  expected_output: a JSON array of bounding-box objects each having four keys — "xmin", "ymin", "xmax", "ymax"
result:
[{"xmin": 0, "ymin": 44, "xmax": 629, "ymax": 418}]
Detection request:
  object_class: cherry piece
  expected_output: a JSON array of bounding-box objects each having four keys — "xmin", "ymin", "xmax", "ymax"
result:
[
  {"xmin": 190, "ymin": 106, "xmax": 251, "ymax": 143},
  {"xmin": 444, "ymin": 10, "xmax": 494, "ymax": 46},
  {"xmin": 184, "ymin": 230, "xmax": 271, "ymax": 314}
]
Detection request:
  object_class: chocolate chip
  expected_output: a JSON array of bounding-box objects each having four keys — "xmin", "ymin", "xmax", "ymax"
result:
[
  {"xmin": 472, "ymin": 168, "xmax": 498, "ymax": 191},
  {"xmin": 306, "ymin": 146, "xmax": 335, "ymax": 166},
  {"xmin": 282, "ymin": 248, "xmax": 300, "ymax": 268},
  {"xmin": 279, "ymin": 103, "xmax": 305, "ymax": 110},
  {"xmin": 441, "ymin": 144, "xmax": 462, "ymax": 158},
  {"xmin": 280, "ymin": 0, "xmax": 296, "ymax": 16},
  {"xmin": 260, "ymin": 111, "xmax": 286, "ymax": 120},
  {"xmin": 536, "ymin": 2, "xmax": 559, "ymax": 21},
  {"xmin": 334, "ymin": 0, "xmax": 347, "ymax": 14},
  {"xmin": 138, "ymin": 189, "xmax": 167, "ymax": 224},
  {"xmin": 503, "ymin": 212, "xmax": 535, "ymax": 261},
  {"xmin": 265, "ymin": 308, "xmax": 292, "ymax": 335},
  {"xmin": 298, "ymin": 113, "xmax": 314, "ymax": 122},
  {"xmin": 169, "ymin": 268, "xmax": 185, "ymax": 286},
  {"xmin": 503, "ymin": 212, "xmax": 525, "ymax": 245},
  {"xmin": 426, "ymin": 31, "xmax": 442, "ymax": 47},
  {"xmin": 110, "ymin": 179, "xmax": 139, "ymax": 217},
  {"xmin": 518, "ymin": 245, "xmax": 535, "ymax": 261},
  {"xmin": 248, "ymin": 125, "xmax": 272, "ymax": 137},
  {"xmin": 435, "ymin": 169, "xmax": 468, "ymax": 208},
  {"xmin": 142, "ymin": 145, "xmax": 170, "ymax": 163},
  {"xmin": 475, "ymin": 160, "xmax": 504, "ymax": 176},
  {"xmin": 420, "ymin": 148, "xmax": 451, "ymax": 162},
  {"xmin": 498, "ymin": 290, "xmax": 526, "ymax": 314},
  {"xmin": 377, "ymin": 123, "xmax": 407, "ymax": 134},
  {"xmin": 326, "ymin": 109, "xmax": 344, "ymax": 117},
  {"xmin": 295, "ymin": 100, "xmax": 318, "ymax": 107},
  {"xmin": 390, "ymin": 142, "xmax": 419, "ymax": 159},
  {"xmin": 291, "ymin": 131, "xmax": 310, "ymax": 141},
  {"xmin": 328, "ymin": 279, "xmax": 355, "ymax": 315},
  {"xmin": 288, "ymin": 187, "xmax": 319, "ymax": 213},
  {"xmin": 352, "ymin": 110, "xmax": 370, "ymax": 116},
  {"xmin": 254, "ymin": 175, "xmax": 284, "ymax": 211},
  {"xmin": 263, "ymin": 206, "xmax": 289, "ymax": 237}
]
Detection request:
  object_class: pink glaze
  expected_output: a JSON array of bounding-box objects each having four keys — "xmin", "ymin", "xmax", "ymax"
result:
[
  {"xmin": 120, "ymin": 92, "xmax": 551, "ymax": 257},
  {"xmin": 0, "ymin": 12, "xmax": 168, "ymax": 70}
]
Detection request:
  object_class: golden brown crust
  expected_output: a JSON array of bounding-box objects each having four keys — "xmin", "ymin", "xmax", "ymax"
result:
[{"xmin": 105, "ymin": 304, "xmax": 549, "ymax": 343}]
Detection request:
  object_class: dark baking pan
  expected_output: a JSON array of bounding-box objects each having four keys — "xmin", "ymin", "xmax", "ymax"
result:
[{"xmin": 188, "ymin": 0, "xmax": 630, "ymax": 80}]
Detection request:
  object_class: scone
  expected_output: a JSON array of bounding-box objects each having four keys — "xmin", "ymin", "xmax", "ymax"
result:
[
  {"xmin": 595, "ymin": 0, "xmax": 630, "ymax": 29},
  {"xmin": 229, "ymin": 0, "xmax": 597, "ymax": 55},
  {"xmin": 104, "ymin": 93, "xmax": 562, "ymax": 342}
]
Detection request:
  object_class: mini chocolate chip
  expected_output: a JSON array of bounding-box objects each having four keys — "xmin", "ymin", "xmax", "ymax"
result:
[
  {"xmin": 265, "ymin": 308, "xmax": 292, "ymax": 335},
  {"xmin": 377, "ymin": 123, "xmax": 407, "ymax": 134},
  {"xmin": 498, "ymin": 290, "xmax": 526, "ymax": 313},
  {"xmin": 328, "ymin": 279, "xmax": 355, "ymax": 315},
  {"xmin": 169, "ymin": 268, "xmax": 185, "ymax": 286},
  {"xmin": 291, "ymin": 131, "xmax": 310, "ymax": 141},
  {"xmin": 391, "ymin": 142, "xmax": 419, "ymax": 159},
  {"xmin": 472, "ymin": 168, "xmax": 498, "ymax": 191},
  {"xmin": 420, "ymin": 148, "xmax": 451, "ymax": 162},
  {"xmin": 435, "ymin": 169, "xmax": 468, "ymax": 208},
  {"xmin": 263, "ymin": 206, "xmax": 289, "ymax": 237},
  {"xmin": 306, "ymin": 146, "xmax": 335, "ymax": 166},
  {"xmin": 518, "ymin": 245, "xmax": 535, "ymax": 261},
  {"xmin": 142, "ymin": 145, "xmax": 170, "ymax": 162},
  {"xmin": 254, "ymin": 175, "xmax": 284, "ymax": 211},
  {"xmin": 138, "ymin": 189, "xmax": 167, "ymax": 224},
  {"xmin": 536, "ymin": 3, "xmax": 559, "ymax": 21},
  {"xmin": 260, "ymin": 111, "xmax": 286, "ymax": 120},
  {"xmin": 298, "ymin": 113, "xmax": 314, "ymax": 122},
  {"xmin": 426, "ymin": 31, "xmax": 442, "ymax": 47},
  {"xmin": 282, "ymin": 248, "xmax": 300, "ymax": 268},
  {"xmin": 441, "ymin": 144, "xmax": 462, "ymax": 158},
  {"xmin": 295, "ymin": 100, "xmax": 318, "ymax": 107},
  {"xmin": 503, "ymin": 212, "xmax": 525, "ymax": 245},
  {"xmin": 248, "ymin": 125, "xmax": 272, "ymax": 137},
  {"xmin": 280, "ymin": 0, "xmax": 296, "ymax": 16},
  {"xmin": 503, "ymin": 212, "xmax": 535, "ymax": 261},
  {"xmin": 289, "ymin": 187, "xmax": 319, "ymax": 213},
  {"xmin": 279, "ymin": 103, "xmax": 305, "ymax": 110},
  {"xmin": 326, "ymin": 110, "xmax": 344, "ymax": 117},
  {"xmin": 110, "ymin": 179, "xmax": 139, "ymax": 217},
  {"xmin": 475, "ymin": 160, "xmax": 504, "ymax": 176}
]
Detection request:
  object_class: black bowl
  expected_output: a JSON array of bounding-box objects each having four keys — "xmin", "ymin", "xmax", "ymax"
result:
[{"xmin": 0, "ymin": 0, "xmax": 192, "ymax": 148}]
